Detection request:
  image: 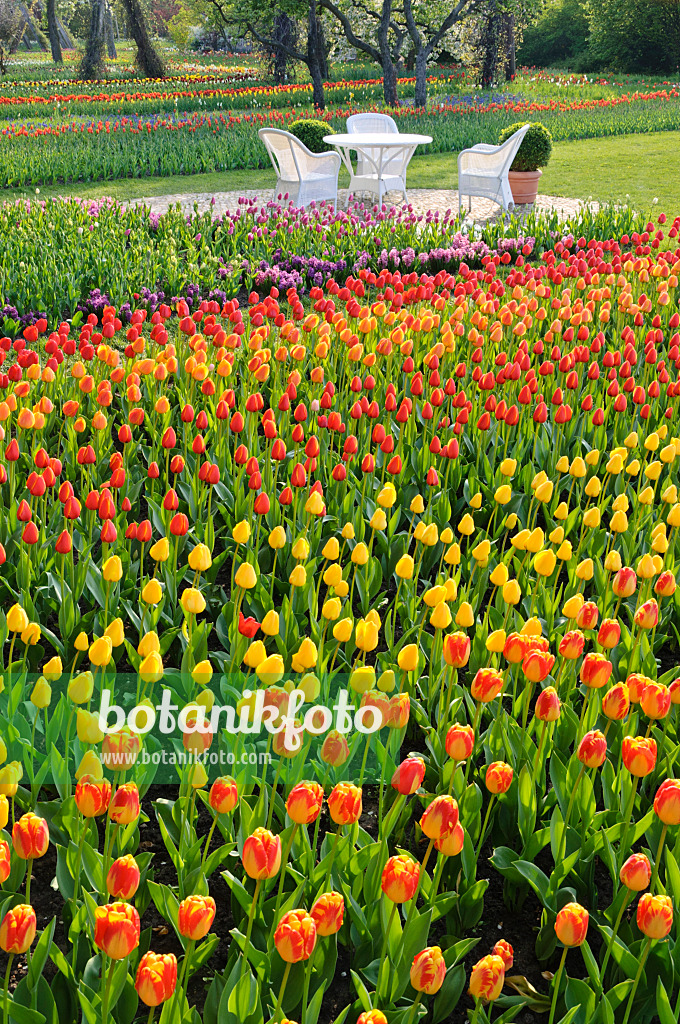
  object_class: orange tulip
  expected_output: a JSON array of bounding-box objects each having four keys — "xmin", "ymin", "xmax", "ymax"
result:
[
  {"xmin": 101, "ymin": 726, "xmax": 141, "ymax": 769},
  {"xmin": 597, "ymin": 619, "xmax": 621, "ymax": 649},
  {"xmin": 327, "ymin": 783, "xmax": 362, "ymax": 825},
  {"xmin": 654, "ymin": 779, "xmax": 680, "ymax": 825},
  {"xmin": 209, "ymin": 777, "xmax": 238, "ymax": 814},
  {"xmin": 386, "ymin": 692, "xmax": 410, "ymax": 729},
  {"xmin": 499, "ymin": 612, "xmax": 526, "ymax": 650},
  {"xmin": 492, "ymin": 940, "xmax": 514, "ymax": 969},
  {"xmin": 108, "ymin": 783, "xmax": 140, "ymax": 825},
  {"xmin": 640, "ymin": 682, "xmax": 671, "ymax": 720},
  {"xmin": 0, "ymin": 905, "xmax": 36, "ymax": 954},
  {"xmin": 558, "ymin": 629, "xmax": 585, "ymax": 660},
  {"xmin": 445, "ymin": 723, "xmax": 475, "ymax": 761},
  {"xmin": 435, "ymin": 820, "xmax": 465, "ymax": 856},
  {"xmin": 622, "ymin": 736, "xmax": 657, "ymax": 777},
  {"xmin": 320, "ymin": 730, "xmax": 350, "ymax": 766},
  {"xmin": 485, "ymin": 762, "xmax": 514, "ymax": 794},
  {"xmin": 106, "ymin": 855, "xmax": 141, "ymax": 900},
  {"xmin": 12, "ymin": 812, "xmax": 49, "ymax": 860},
  {"xmin": 468, "ymin": 953, "xmax": 505, "ymax": 1002},
  {"xmin": 655, "ymin": 570, "xmax": 676, "ymax": 597},
  {"xmin": 627, "ymin": 673, "xmax": 653, "ymax": 704},
  {"xmin": 535, "ymin": 686, "xmax": 561, "ymax": 722},
  {"xmin": 554, "ymin": 902, "xmax": 589, "ymax": 946},
  {"xmin": 310, "ymin": 892, "xmax": 344, "ymax": 936},
  {"xmin": 178, "ymin": 895, "xmax": 216, "ymax": 940},
  {"xmin": 634, "ymin": 599, "xmax": 658, "ymax": 630},
  {"xmin": 420, "ymin": 795, "xmax": 459, "ymax": 840},
  {"xmin": 0, "ymin": 841, "xmax": 9, "ymax": 884},
  {"xmin": 242, "ymin": 827, "xmax": 282, "ymax": 879},
  {"xmin": 580, "ymin": 653, "xmax": 613, "ymax": 689},
  {"xmin": 577, "ymin": 730, "xmax": 607, "ymax": 768},
  {"xmin": 410, "ymin": 945, "xmax": 446, "ymax": 994},
  {"xmin": 637, "ymin": 892, "xmax": 673, "ymax": 939},
  {"xmin": 135, "ymin": 951, "xmax": 177, "ymax": 1007},
  {"xmin": 522, "ymin": 648, "xmax": 555, "ymax": 683},
  {"xmin": 274, "ymin": 909, "xmax": 317, "ymax": 962},
  {"xmin": 620, "ymin": 853, "xmax": 651, "ymax": 892},
  {"xmin": 391, "ymin": 756, "xmax": 426, "ymax": 795},
  {"xmin": 286, "ymin": 781, "xmax": 324, "ymax": 824},
  {"xmin": 75, "ymin": 776, "xmax": 112, "ymax": 818},
  {"xmin": 442, "ymin": 631, "xmax": 471, "ymax": 668},
  {"xmin": 612, "ymin": 567, "xmax": 637, "ymax": 598},
  {"xmin": 575, "ymin": 601, "xmax": 598, "ymax": 630},
  {"xmin": 471, "ymin": 667, "xmax": 504, "ymax": 702},
  {"xmin": 602, "ymin": 683, "xmax": 630, "ymax": 721},
  {"xmin": 381, "ymin": 854, "xmax": 420, "ymax": 903},
  {"xmin": 94, "ymin": 902, "xmax": 141, "ymax": 959},
  {"xmin": 358, "ymin": 1013, "xmax": 388, "ymax": 1024}
]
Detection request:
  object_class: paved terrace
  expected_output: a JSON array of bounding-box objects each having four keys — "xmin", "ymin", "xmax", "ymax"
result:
[{"xmin": 126, "ymin": 188, "xmax": 589, "ymax": 223}]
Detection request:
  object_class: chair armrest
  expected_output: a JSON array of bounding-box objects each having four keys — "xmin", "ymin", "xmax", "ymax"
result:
[
  {"xmin": 307, "ymin": 151, "xmax": 342, "ymax": 172},
  {"xmin": 469, "ymin": 143, "xmax": 499, "ymax": 154}
]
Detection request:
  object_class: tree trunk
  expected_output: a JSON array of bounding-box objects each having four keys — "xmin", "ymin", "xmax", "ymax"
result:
[
  {"xmin": 272, "ymin": 10, "xmax": 293, "ymax": 85},
  {"xmin": 315, "ymin": 13, "xmax": 329, "ymax": 79},
  {"xmin": 80, "ymin": 0, "xmax": 107, "ymax": 80},
  {"xmin": 47, "ymin": 0, "xmax": 63, "ymax": 62},
  {"xmin": 377, "ymin": 0, "xmax": 398, "ymax": 105},
  {"xmin": 105, "ymin": 4, "xmax": 117, "ymax": 59},
  {"xmin": 480, "ymin": 1, "xmax": 500, "ymax": 89},
  {"xmin": 120, "ymin": 0, "xmax": 166, "ymax": 78},
  {"xmin": 414, "ymin": 49, "xmax": 428, "ymax": 107},
  {"xmin": 504, "ymin": 13, "xmax": 515, "ymax": 80},
  {"xmin": 307, "ymin": 0, "xmax": 325, "ymax": 108}
]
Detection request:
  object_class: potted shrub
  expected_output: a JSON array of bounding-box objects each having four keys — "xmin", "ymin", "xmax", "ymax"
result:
[
  {"xmin": 288, "ymin": 119, "xmax": 332, "ymax": 153},
  {"xmin": 499, "ymin": 121, "xmax": 553, "ymax": 205}
]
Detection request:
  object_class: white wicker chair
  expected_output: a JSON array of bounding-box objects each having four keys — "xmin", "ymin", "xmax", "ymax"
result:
[
  {"xmin": 258, "ymin": 128, "xmax": 341, "ymax": 209},
  {"xmin": 346, "ymin": 113, "xmax": 413, "ymax": 204},
  {"xmin": 457, "ymin": 123, "xmax": 531, "ymax": 216}
]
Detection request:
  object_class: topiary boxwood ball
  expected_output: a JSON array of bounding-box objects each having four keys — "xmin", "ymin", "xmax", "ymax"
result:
[
  {"xmin": 288, "ymin": 119, "xmax": 332, "ymax": 154},
  {"xmin": 499, "ymin": 121, "xmax": 553, "ymax": 172}
]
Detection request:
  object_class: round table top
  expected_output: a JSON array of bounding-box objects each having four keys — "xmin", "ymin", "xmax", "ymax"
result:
[{"xmin": 323, "ymin": 132, "xmax": 433, "ymax": 147}]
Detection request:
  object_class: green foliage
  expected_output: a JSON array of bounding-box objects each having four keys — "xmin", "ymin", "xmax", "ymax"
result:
[
  {"xmin": 517, "ymin": 0, "xmax": 590, "ymax": 69},
  {"xmin": 498, "ymin": 121, "xmax": 553, "ymax": 170},
  {"xmin": 288, "ymin": 118, "xmax": 333, "ymax": 153},
  {"xmin": 584, "ymin": 0, "xmax": 680, "ymax": 74}
]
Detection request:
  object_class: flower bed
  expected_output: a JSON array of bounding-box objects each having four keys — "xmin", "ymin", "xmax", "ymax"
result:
[{"xmin": 0, "ymin": 207, "xmax": 678, "ymax": 1023}]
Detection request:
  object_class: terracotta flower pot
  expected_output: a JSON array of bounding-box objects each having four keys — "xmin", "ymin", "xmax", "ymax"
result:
[{"xmin": 508, "ymin": 169, "xmax": 542, "ymax": 205}]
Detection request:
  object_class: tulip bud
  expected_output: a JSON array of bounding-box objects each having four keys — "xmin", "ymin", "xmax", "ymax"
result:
[
  {"xmin": 242, "ymin": 827, "xmax": 282, "ymax": 879},
  {"xmin": 327, "ymin": 782, "xmax": 362, "ymax": 825},
  {"xmin": 577, "ymin": 730, "xmax": 607, "ymax": 768},
  {"xmin": 0, "ymin": 905, "xmax": 36, "ymax": 954},
  {"xmin": 135, "ymin": 951, "xmax": 177, "ymax": 1007},
  {"xmin": 637, "ymin": 892, "xmax": 673, "ymax": 939},
  {"xmin": 468, "ymin": 953, "xmax": 505, "ymax": 1002},
  {"xmin": 555, "ymin": 902, "xmax": 589, "ymax": 946},
  {"xmin": 310, "ymin": 892, "xmax": 344, "ymax": 936},
  {"xmin": 12, "ymin": 812, "xmax": 49, "ymax": 859},
  {"xmin": 410, "ymin": 946, "xmax": 446, "ymax": 994},
  {"xmin": 620, "ymin": 853, "xmax": 651, "ymax": 892},
  {"xmin": 274, "ymin": 909, "xmax": 317, "ymax": 962},
  {"xmin": 107, "ymin": 854, "xmax": 141, "ymax": 900},
  {"xmin": 94, "ymin": 902, "xmax": 141, "ymax": 959},
  {"xmin": 391, "ymin": 756, "xmax": 426, "ymax": 795},
  {"xmin": 178, "ymin": 895, "xmax": 216, "ymax": 940},
  {"xmin": 381, "ymin": 854, "xmax": 420, "ymax": 903}
]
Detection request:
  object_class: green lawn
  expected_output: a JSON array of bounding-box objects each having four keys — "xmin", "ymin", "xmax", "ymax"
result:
[{"xmin": 5, "ymin": 130, "xmax": 680, "ymax": 216}]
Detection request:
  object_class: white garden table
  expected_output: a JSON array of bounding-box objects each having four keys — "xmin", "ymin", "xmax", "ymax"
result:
[{"xmin": 323, "ymin": 132, "xmax": 433, "ymax": 205}]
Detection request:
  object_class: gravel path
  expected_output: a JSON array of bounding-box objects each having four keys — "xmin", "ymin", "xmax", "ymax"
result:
[{"xmin": 125, "ymin": 187, "xmax": 591, "ymax": 224}]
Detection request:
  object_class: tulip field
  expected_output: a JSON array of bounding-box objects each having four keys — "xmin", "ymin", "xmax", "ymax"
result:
[{"xmin": 0, "ymin": 182, "xmax": 680, "ymax": 1024}]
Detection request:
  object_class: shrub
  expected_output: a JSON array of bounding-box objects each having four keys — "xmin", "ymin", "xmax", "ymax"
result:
[
  {"xmin": 288, "ymin": 119, "xmax": 331, "ymax": 153},
  {"xmin": 499, "ymin": 121, "xmax": 553, "ymax": 171}
]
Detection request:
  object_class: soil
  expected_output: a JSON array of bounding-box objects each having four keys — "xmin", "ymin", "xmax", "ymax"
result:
[{"xmin": 0, "ymin": 782, "xmax": 598, "ymax": 1024}]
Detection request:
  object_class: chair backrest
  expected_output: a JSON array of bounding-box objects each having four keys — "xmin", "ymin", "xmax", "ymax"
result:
[
  {"xmin": 496, "ymin": 123, "xmax": 531, "ymax": 174},
  {"xmin": 258, "ymin": 128, "xmax": 301, "ymax": 183},
  {"xmin": 346, "ymin": 113, "xmax": 402, "ymax": 177},
  {"xmin": 346, "ymin": 113, "xmax": 398, "ymax": 136}
]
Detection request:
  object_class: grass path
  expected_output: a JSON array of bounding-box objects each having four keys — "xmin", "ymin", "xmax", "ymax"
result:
[{"xmin": 3, "ymin": 131, "xmax": 678, "ymax": 216}]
